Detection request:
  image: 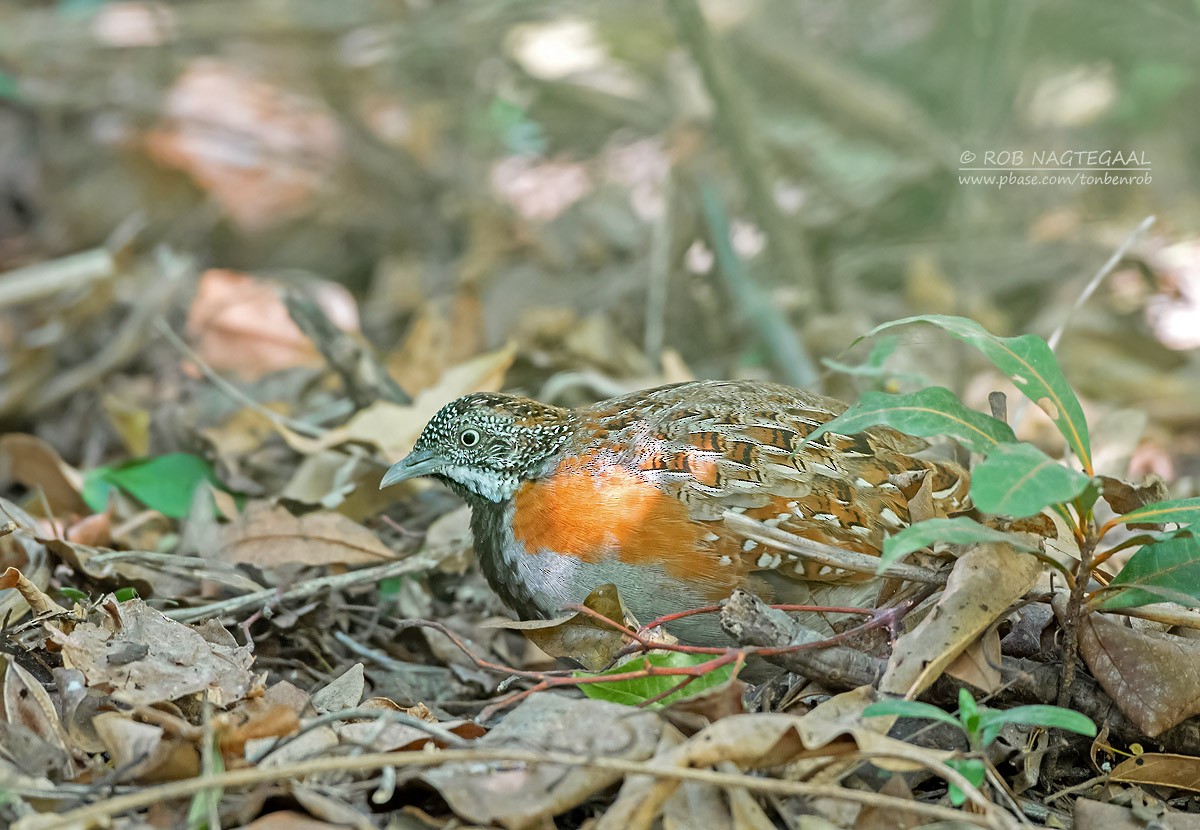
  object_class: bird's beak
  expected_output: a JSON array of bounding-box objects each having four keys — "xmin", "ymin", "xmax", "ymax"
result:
[{"xmin": 380, "ymin": 448, "xmax": 440, "ymax": 489}]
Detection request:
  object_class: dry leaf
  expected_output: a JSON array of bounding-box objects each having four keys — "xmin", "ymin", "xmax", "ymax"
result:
[
  {"xmin": 219, "ymin": 502, "xmax": 396, "ymax": 567},
  {"xmin": 881, "ymin": 543, "xmax": 1041, "ymax": 697},
  {"xmin": 479, "ymin": 582, "xmax": 633, "ymax": 671},
  {"xmin": 236, "ymin": 811, "xmax": 348, "ymax": 830},
  {"xmin": 944, "ymin": 628, "xmax": 1003, "ymax": 693},
  {"xmin": 419, "ymin": 694, "xmax": 661, "ymax": 829},
  {"xmin": 92, "ymin": 713, "xmax": 180, "ymax": 781},
  {"xmin": 335, "ymin": 715, "xmax": 481, "ymax": 753},
  {"xmin": 310, "ymin": 664, "xmax": 365, "ymax": 714},
  {"xmin": 1072, "ymin": 799, "xmax": 1200, "ymax": 830},
  {"xmin": 4, "ymin": 661, "xmax": 73, "ymax": 758},
  {"xmin": 219, "ymin": 704, "xmax": 300, "ymax": 758},
  {"xmin": 599, "ymin": 700, "xmax": 927, "ymax": 830},
  {"xmin": 185, "ymin": 269, "xmax": 359, "ymax": 381},
  {"xmin": 386, "ymin": 295, "xmax": 485, "ymax": 397},
  {"xmin": 144, "ymin": 59, "xmax": 342, "ymax": 231},
  {"xmin": 0, "ymin": 433, "xmax": 88, "ymax": 516},
  {"xmin": 422, "ymin": 505, "xmax": 474, "ymax": 573},
  {"xmin": 64, "ymin": 513, "xmax": 112, "ymax": 547},
  {"xmin": 291, "ymin": 785, "xmax": 375, "ymax": 830},
  {"xmin": 1099, "ymin": 474, "xmax": 1171, "ymax": 527},
  {"xmin": 101, "ymin": 394, "xmax": 151, "ymax": 457},
  {"xmin": 51, "ymin": 598, "xmax": 258, "ymax": 707},
  {"xmin": 255, "ymin": 724, "xmax": 339, "ymax": 768},
  {"xmin": 0, "ymin": 567, "xmax": 62, "ymax": 617},
  {"xmin": 1060, "ymin": 595, "xmax": 1200, "ymax": 736},
  {"xmin": 855, "ymin": 775, "xmax": 923, "ymax": 830},
  {"xmin": 0, "ymin": 499, "xmax": 53, "ymax": 626},
  {"xmin": 1111, "ymin": 752, "xmax": 1200, "ymax": 792}
]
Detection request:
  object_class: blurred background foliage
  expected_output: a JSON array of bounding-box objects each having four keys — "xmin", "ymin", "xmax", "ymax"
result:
[{"xmin": 0, "ymin": 0, "xmax": 1198, "ymax": 483}]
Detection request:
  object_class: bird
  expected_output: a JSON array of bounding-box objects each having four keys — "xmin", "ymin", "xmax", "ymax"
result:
[{"xmin": 380, "ymin": 380, "xmax": 970, "ymax": 648}]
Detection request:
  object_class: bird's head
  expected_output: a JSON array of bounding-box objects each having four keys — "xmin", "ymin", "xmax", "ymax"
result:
[{"xmin": 379, "ymin": 393, "xmax": 574, "ymax": 503}]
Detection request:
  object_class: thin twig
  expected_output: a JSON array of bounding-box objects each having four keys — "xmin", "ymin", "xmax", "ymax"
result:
[
  {"xmin": 165, "ymin": 548, "xmax": 451, "ymax": 623},
  {"xmin": 16, "ymin": 747, "xmax": 1005, "ymax": 830},
  {"xmin": 248, "ymin": 705, "xmax": 471, "ymax": 765},
  {"xmin": 1046, "ymin": 215, "xmax": 1156, "ymax": 352}
]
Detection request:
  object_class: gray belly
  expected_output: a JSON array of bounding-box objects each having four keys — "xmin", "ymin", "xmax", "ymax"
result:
[
  {"xmin": 469, "ymin": 501, "xmax": 876, "ymax": 648},
  {"xmin": 473, "ymin": 516, "xmax": 728, "ymax": 645},
  {"xmin": 513, "ymin": 547, "xmax": 726, "ymax": 641}
]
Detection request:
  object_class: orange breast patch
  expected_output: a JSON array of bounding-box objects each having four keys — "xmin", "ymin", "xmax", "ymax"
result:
[{"xmin": 511, "ymin": 451, "xmax": 740, "ymax": 598}]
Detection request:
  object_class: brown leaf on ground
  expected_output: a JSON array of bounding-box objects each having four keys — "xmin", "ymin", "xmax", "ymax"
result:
[
  {"xmin": 219, "ymin": 704, "xmax": 300, "ymax": 759},
  {"xmin": 0, "ymin": 499, "xmax": 52, "ymax": 626},
  {"xmin": 334, "ymin": 709, "xmax": 481, "ymax": 752},
  {"xmin": 185, "ymin": 269, "xmax": 359, "ymax": 381},
  {"xmin": 4, "ymin": 661, "xmax": 73, "ymax": 762},
  {"xmin": 1111, "ymin": 752, "xmax": 1200, "ymax": 793},
  {"xmin": 0, "ymin": 433, "xmax": 88, "ymax": 516},
  {"xmin": 944, "ymin": 627, "xmax": 1003, "ymax": 693},
  {"xmin": 386, "ymin": 296, "xmax": 485, "ymax": 398},
  {"xmin": 0, "ymin": 566, "xmax": 62, "ymax": 617},
  {"xmin": 290, "ymin": 786, "xmax": 375, "ymax": 830},
  {"xmin": 662, "ymin": 674, "xmax": 747, "ymax": 728},
  {"xmin": 64, "ymin": 512, "xmax": 112, "ymax": 547},
  {"xmin": 1099, "ymin": 474, "xmax": 1171, "ymax": 527},
  {"xmin": 92, "ymin": 712, "xmax": 201, "ymax": 783},
  {"xmin": 310, "ymin": 664, "xmax": 365, "ymax": 714},
  {"xmin": 855, "ymin": 775, "xmax": 924, "ymax": 830},
  {"xmin": 881, "ymin": 543, "xmax": 1041, "ymax": 697},
  {"xmin": 1073, "ymin": 797, "xmax": 1200, "ymax": 830},
  {"xmin": 218, "ymin": 502, "xmax": 396, "ymax": 567},
  {"xmin": 418, "ymin": 694, "xmax": 661, "ymax": 828},
  {"xmin": 235, "ymin": 811, "xmax": 348, "ymax": 830},
  {"xmin": 50, "ymin": 597, "xmax": 258, "ymax": 707},
  {"xmin": 1061, "ymin": 597, "xmax": 1200, "ymax": 736},
  {"xmin": 422, "ymin": 504, "xmax": 475, "ymax": 573},
  {"xmin": 479, "ymin": 582, "xmax": 634, "ymax": 671},
  {"xmin": 143, "ymin": 59, "xmax": 342, "ymax": 232},
  {"xmin": 43, "ymin": 535, "xmax": 261, "ymax": 600}
]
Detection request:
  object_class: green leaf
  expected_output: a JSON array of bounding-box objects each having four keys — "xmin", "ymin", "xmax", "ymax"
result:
[
  {"xmin": 1100, "ymin": 535, "xmax": 1200, "ymax": 611},
  {"xmin": 969, "ymin": 443, "xmax": 1092, "ymax": 518},
  {"xmin": 806, "ymin": 387, "xmax": 1016, "ymax": 455},
  {"xmin": 862, "ymin": 315, "xmax": 1093, "ymax": 474},
  {"xmin": 862, "ymin": 700, "xmax": 963, "ymax": 730},
  {"xmin": 186, "ymin": 734, "xmax": 225, "ymax": 830},
  {"xmin": 880, "ymin": 518, "xmax": 1039, "ymax": 572},
  {"xmin": 378, "ymin": 576, "xmax": 405, "ymax": 600},
  {"xmin": 577, "ymin": 652, "xmax": 735, "ymax": 709},
  {"xmin": 957, "ymin": 687, "xmax": 980, "ymax": 738},
  {"xmin": 114, "ymin": 587, "xmax": 139, "ymax": 602},
  {"xmin": 0, "ymin": 71, "xmax": 18, "ymax": 101},
  {"xmin": 945, "ymin": 758, "xmax": 986, "ymax": 806},
  {"xmin": 58, "ymin": 587, "xmax": 88, "ymax": 602},
  {"xmin": 1106, "ymin": 497, "xmax": 1200, "ymax": 528},
  {"xmin": 83, "ymin": 453, "xmax": 224, "ymax": 519},
  {"xmin": 977, "ymin": 705, "xmax": 1096, "ymax": 747}
]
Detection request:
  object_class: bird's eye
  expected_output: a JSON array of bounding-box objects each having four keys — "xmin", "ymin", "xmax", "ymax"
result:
[{"xmin": 459, "ymin": 428, "xmax": 481, "ymax": 447}]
